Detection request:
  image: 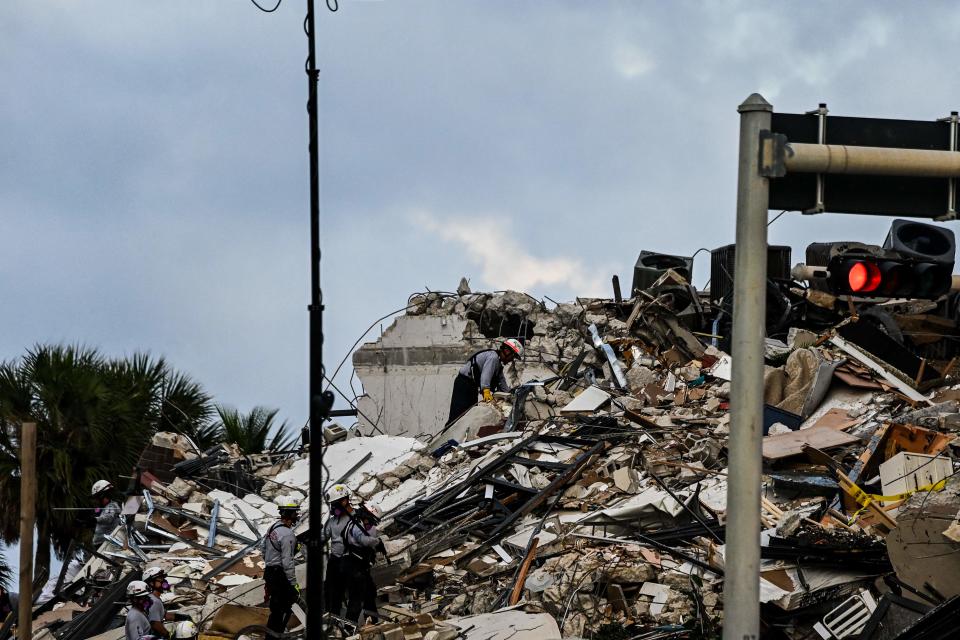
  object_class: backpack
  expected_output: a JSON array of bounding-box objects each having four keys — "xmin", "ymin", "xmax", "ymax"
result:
[{"xmin": 467, "ymin": 349, "xmax": 497, "ymax": 387}]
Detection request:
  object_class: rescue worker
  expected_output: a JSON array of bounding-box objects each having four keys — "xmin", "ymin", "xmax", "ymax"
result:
[
  {"xmin": 124, "ymin": 580, "xmax": 154, "ymax": 640},
  {"xmin": 172, "ymin": 621, "xmax": 198, "ymax": 640},
  {"xmin": 143, "ymin": 567, "xmax": 175, "ymax": 639},
  {"xmin": 447, "ymin": 338, "xmax": 524, "ymax": 425},
  {"xmin": 262, "ymin": 495, "xmax": 301, "ymax": 634},
  {"xmin": 343, "ymin": 504, "xmax": 386, "ymax": 624},
  {"xmin": 322, "ymin": 483, "xmax": 353, "ymax": 615},
  {"xmin": 91, "ymin": 479, "xmax": 122, "ymax": 548}
]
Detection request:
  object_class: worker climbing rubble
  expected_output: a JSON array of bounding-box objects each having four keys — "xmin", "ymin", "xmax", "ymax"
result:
[
  {"xmin": 446, "ymin": 338, "xmax": 523, "ymax": 425},
  {"xmin": 262, "ymin": 495, "xmax": 302, "ymax": 634}
]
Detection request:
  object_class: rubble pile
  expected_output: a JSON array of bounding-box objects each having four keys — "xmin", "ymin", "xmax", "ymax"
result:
[
  {"xmin": 15, "ymin": 435, "xmax": 316, "ymax": 640},
  {"xmin": 13, "ymin": 266, "xmax": 960, "ymax": 639},
  {"xmin": 9, "ymin": 427, "xmax": 452, "ymax": 640},
  {"xmin": 352, "ymin": 274, "xmax": 960, "ymax": 639}
]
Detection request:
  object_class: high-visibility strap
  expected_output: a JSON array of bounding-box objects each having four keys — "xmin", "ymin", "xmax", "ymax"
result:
[
  {"xmin": 841, "ymin": 477, "xmax": 946, "ymax": 526},
  {"xmin": 847, "ymin": 478, "xmax": 947, "ymax": 507}
]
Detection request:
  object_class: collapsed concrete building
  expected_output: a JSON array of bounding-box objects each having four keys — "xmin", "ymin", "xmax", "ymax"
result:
[
  {"xmin": 353, "ymin": 290, "xmax": 592, "ymax": 439},
  {"xmin": 341, "ymin": 263, "xmax": 960, "ymax": 639},
  {"xmin": 13, "ymin": 226, "xmax": 960, "ymax": 639}
]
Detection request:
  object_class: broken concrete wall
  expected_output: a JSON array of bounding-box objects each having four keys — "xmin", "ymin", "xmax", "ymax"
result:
[
  {"xmin": 353, "ymin": 315, "xmax": 494, "ymax": 438},
  {"xmin": 353, "ymin": 292, "xmax": 573, "ymax": 439}
]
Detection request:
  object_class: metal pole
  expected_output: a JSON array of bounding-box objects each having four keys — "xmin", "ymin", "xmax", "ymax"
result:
[
  {"xmin": 305, "ymin": 0, "xmax": 326, "ymax": 636},
  {"xmin": 723, "ymin": 93, "xmax": 771, "ymax": 640},
  {"xmin": 18, "ymin": 422, "xmax": 37, "ymax": 640}
]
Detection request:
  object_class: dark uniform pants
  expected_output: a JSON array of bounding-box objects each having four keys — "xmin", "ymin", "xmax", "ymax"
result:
[
  {"xmin": 264, "ymin": 565, "xmax": 297, "ymax": 633},
  {"xmin": 325, "ymin": 554, "xmax": 345, "ymax": 615},
  {"xmin": 343, "ymin": 555, "xmax": 378, "ymax": 623},
  {"xmin": 446, "ymin": 374, "xmax": 478, "ymax": 426}
]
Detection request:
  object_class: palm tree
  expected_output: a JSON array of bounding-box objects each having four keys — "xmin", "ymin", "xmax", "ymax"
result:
[
  {"xmin": 0, "ymin": 548, "xmax": 10, "ymax": 590},
  {"xmin": 0, "ymin": 345, "xmax": 213, "ymax": 577},
  {"xmin": 157, "ymin": 371, "xmax": 218, "ymax": 449},
  {"xmin": 213, "ymin": 405, "xmax": 297, "ymax": 454}
]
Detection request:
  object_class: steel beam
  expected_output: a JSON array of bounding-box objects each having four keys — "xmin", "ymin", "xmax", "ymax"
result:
[{"xmin": 207, "ymin": 499, "xmax": 220, "ymax": 547}]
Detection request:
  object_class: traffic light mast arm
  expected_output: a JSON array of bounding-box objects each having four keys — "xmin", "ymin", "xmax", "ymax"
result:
[{"xmin": 761, "ymin": 138, "xmax": 960, "ymax": 179}]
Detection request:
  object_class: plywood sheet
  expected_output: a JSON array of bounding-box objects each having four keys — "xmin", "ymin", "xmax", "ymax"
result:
[{"xmin": 762, "ymin": 426, "xmax": 860, "ymax": 460}]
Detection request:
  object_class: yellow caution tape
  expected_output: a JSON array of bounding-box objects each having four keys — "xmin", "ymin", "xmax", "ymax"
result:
[
  {"xmin": 865, "ymin": 478, "xmax": 947, "ymax": 502},
  {"xmin": 846, "ymin": 478, "xmax": 946, "ymax": 511},
  {"xmin": 841, "ymin": 479, "xmax": 945, "ymax": 526}
]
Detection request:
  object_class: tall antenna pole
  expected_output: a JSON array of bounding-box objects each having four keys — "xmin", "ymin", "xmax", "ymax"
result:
[{"xmin": 306, "ymin": 0, "xmax": 335, "ymax": 637}]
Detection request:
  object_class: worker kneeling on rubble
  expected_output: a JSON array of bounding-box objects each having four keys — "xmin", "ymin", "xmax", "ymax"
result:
[
  {"xmin": 323, "ymin": 483, "xmax": 353, "ymax": 616},
  {"xmin": 125, "ymin": 580, "xmax": 154, "ymax": 640},
  {"xmin": 91, "ymin": 479, "xmax": 121, "ymax": 548},
  {"xmin": 263, "ymin": 495, "xmax": 301, "ymax": 634},
  {"xmin": 447, "ymin": 338, "xmax": 523, "ymax": 425},
  {"xmin": 344, "ymin": 504, "xmax": 387, "ymax": 624}
]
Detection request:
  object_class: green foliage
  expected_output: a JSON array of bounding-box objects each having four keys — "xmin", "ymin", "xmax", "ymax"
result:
[
  {"xmin": 213, "ymin": 405, "xmax": 297, "ymax": 454},
  {"xmin": 0, "ymin": 344, "xmax": 213, "ymax": 574},
  {"xmin": 0, "ymin": 343, "xmax": 294, "ymax": 576},
  {"xmin": 158, "ymin": 371, "xmax": 217, "ymax": 449},
  {"xmin": 0, "ymin": 547, "xmax": 9, "ymax": 590}
]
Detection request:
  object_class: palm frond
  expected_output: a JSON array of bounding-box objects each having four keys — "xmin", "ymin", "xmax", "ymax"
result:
[
  {"xmin": 0, "ymin": 547, "xmax": 10, "ymax": 590},
  {"xmin": 215, "ymin": 405, "xmax": 294, "ymax": 454}
]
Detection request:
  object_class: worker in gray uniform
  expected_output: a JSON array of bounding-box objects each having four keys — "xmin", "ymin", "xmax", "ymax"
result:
[
  {"xmin": 143, "ymin": 567, "xmax": 175, "ymax": 639},
  {"xmin": 263, "ymin": 495, "xmax": 301, "ymax": 634},
  {"xmin": 446, "ymin": 338, "xmax": 523, "ymax": 426},
  {"xmin": 91, "ymin": 479, "xmax": 122, "ymax": 548},
  {"xmin": 343, "ymin": 504, "xmax": 387, "ymax": 624},
  {"xmin": 322, "ymin": 484, "xmax": 353, "ymax": 616},
  {"xmin": 124, "ymin": 580, "xmax": 154, "ymax": 640}
]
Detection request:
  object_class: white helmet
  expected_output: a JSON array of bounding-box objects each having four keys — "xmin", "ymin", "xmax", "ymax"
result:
[
  {"xmin": 126, "ymin": 580, "xmax": 150, "ymax": 599},
  {"xmin": 275, "ymin": 495, "xmax": 301, "ymax": 510},
  {"xmin": 142, "ymin": 566, "xmax": 165, "ymax": 582},
  {"xmin": 324, "ymin": 484, "xmax": 350, "ymax": 503},
  {"xmin": 364, "ymin": 504, "xmax": 382, "ymax": 521},
  {"xmin": 91, "ymin": 479, "xmax": 113, "ymax": 496},
  {"xmin": 173, "ymin": 621, "xmax": 199, "ymax": 639},
  {"xmin": 503, "ymin": 338, "xmax": 524, "ymax": 358}
]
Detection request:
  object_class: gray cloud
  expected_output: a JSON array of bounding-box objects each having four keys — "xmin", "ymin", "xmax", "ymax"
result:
[{"xmin": 3, "ymin": 0, "xmax": 960, "ymax": 433}]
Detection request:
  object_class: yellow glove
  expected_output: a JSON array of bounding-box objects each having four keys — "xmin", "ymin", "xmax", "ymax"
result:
[
  {"xmin": 294, "ymin": 583, "xmax": 301, "ymax": 596},
  {"xmin": 482, "ymin": 388, "xmax": 494, "ymax": 403}
]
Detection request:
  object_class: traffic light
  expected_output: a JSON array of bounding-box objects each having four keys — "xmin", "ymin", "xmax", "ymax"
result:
[{"xmin": 827, "ymin": 254, "xmax": 953, "ymax": 298}]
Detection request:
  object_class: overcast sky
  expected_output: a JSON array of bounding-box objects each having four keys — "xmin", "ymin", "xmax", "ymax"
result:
[{"xmin": 3, "ymin": 1, "xmax": 960, "ymax": 435}]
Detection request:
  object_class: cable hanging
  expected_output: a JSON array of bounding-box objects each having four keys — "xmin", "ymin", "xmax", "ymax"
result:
[
  {"xmin": 250, "ymin": 0, "xmax": 338, "ymax": 13},
  {"xmin": 250, "ymin": 0, "xmax": 282, "ymax": 12}
]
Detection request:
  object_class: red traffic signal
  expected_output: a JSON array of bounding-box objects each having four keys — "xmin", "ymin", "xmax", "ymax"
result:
[
  {"xmin": 828, "ymin": 256, "xmax": 952, "ymax": 298},
  {"xmin": 845, "ymin": 261, "xmax": 881, "ymax": 293}
]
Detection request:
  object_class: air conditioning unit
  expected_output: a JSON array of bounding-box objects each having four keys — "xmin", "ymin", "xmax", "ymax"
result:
[
  {"xmin": 710, "ymin": 244, "xmax": 791, "ymax": 305},
  {"xmin": 631, "ymin": 251, "xmax": 694, "ymax": 295}
]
